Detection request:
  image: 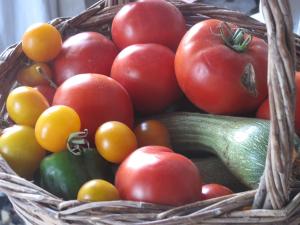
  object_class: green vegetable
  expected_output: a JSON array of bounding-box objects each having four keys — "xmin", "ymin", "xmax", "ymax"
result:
[
  {"xmin": 157, "ymin": 112, "xmax": 300, "ymax": 189},
  {"xmin": 39, "ymin": 148, "xmax": 113, "ymax": 200}
]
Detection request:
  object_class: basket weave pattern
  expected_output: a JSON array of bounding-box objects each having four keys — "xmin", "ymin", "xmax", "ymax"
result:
[{"xmin": 0, "ymin": 0, "xmax": 300, "ymax": 224}]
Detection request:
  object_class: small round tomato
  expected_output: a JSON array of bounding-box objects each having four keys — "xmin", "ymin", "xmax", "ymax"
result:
[
  {"xmin": 77, "ymin": 179, "xmax": 120, "ymax": 202},
  {"xmin": 95, "ymin": 121, "xmax": 137, "ymax": 163},
  {"xmin": 35, "ymin": 105, "xmax": 81, "ymax": 153},
  {"xmin": 6, "ymin": 86, "xmax": 49, "ymax": 127},
  {"xmin": 134, "ymin": 120, "xmax": 171, "ymax": 147},
  {"xmin": 201, "ymin": 183, "xmax": 234, "ymax": 200},
  {"xmin": 17, "ymin": 63, "xmax": 53, "ymax": 87},
  {"xmin": 0, "ymin": 125, "xmax": 46, "ymax": 179},
  {"xmin": 22, "ymin": 23, "xmax": 62, "ymax": 62},
  {"xmin": 111, "ymin": 44, "xmax": 181, "ymax": 114},
  {"xmin": 53, "ymin": 32, "xmax": 118, "ymax": 85},
  {"xmin": 111, "ymin": 0, "xmax": 186, "ymax": 51},
  {"xmin": 34, "ymin": 84, "xmax": 56, "ymax": 104}
]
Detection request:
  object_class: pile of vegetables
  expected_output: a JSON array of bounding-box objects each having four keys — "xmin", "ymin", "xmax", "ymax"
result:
[{"xmin": 1, "ymin": 0, "xmax": 299, "ymax": 207}]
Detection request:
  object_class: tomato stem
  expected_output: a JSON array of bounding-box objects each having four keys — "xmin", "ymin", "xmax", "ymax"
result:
[
  {"xmin": 35, "ymin": 66, "xmax": 58, "ymax": 89},
  {"xmin": 219, "ymin": 22, "xmax": 252, "ymax": 52},
  {"xmin": 67, "ymin": 129, "xmax": 90, "ymax": 156}
]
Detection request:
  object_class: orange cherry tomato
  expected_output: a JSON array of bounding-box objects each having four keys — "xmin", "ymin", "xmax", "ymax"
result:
[
  {"xmin": 22, "ymin": 23, "xmax": 62, "ymax": 62},
  {"xmin": 134, "ymin": 120, "xmax": 171, "ymax": 147},
  {"xmin": 77, "ymin": 179, "xmax": 120, "ymax": 202},
  {"xmin": 17, "ymin": 62, "xmax": 53, "ymax": 87},
  {"xmin": 95, "ymin": 121, "xmax": 137, "ymax": 163}
]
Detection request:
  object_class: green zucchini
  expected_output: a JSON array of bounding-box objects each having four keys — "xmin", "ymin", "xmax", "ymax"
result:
[{"xmin": 156, "ymin": 112, "xmax": 300, "ymax": 189}]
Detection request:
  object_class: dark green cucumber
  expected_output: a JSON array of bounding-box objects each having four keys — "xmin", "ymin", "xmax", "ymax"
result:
[{"xmin": 157, "ymin": 112, "xmax": 300, "ymax": 189}]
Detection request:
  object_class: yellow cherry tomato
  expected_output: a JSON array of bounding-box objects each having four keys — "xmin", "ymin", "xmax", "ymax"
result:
[
  {"xmin": 6, "ymin": 86, "xmax": 49, "ymax": 127},
  {"xmin": 35, "ymin": 105, "xmax": 81, "ymax": 153},
  {"xmin": 134, "ymin": 120, "xmax": 171, "ymax": 147},
  {"xmin": 0, "ymin": 125, "xmax": 46, "ymax": 179},
  {"xmin": 95, "ymin": 121, "xmax": 137, "ymax": 163},
  {"xmin": 77, "ymin": 179, "xmax": 119, "ymax": 202},
  {"xmin": 17, "ymin": 62, "xmax": 53, "ymax": 87},
  {"xmin": 22, "ymin": 23, "xmax": 62, "ymax": 62}
]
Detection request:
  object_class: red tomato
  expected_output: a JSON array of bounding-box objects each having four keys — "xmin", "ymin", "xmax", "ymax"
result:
[
  {"xmin": 111, "ymin": 0, "xmax": 186, "ymax": 51},
  {"xmin": 175, "ymin": 19, "xmax": 268, "ymax": 115},
  {"xmin": 111, "ymin": 44, "xmax": 181, "ymax": 114},
  {"xmin": 53, "ymin": 32, "xmax": 118, "ymax": 85},
  {"xmin": 256, "ymin": 71, "xmax": 300, "ymax": 135},
  {"xmin": 201, "ymin": 183, "xmax": 233, "ymax": 200},
  {"xmin": 34, "ymin": 84, "xmax": 56, "ymax": 104},
  {"xmin": 52, "ymin": 73, "xmax": 134, "ymax": 141},
  {"xmin": 115, "ymin": 146, "xmax": 202, "ymax": 206}
]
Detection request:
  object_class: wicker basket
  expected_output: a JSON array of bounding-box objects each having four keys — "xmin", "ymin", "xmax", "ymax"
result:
[{"xmin": 0, "ymin": 0, "xmax": 300, "ymax": 224}]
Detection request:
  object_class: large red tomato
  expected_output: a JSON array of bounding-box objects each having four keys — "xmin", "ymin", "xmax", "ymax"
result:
[
  {"xmin": 175, "ymin": 19, "xmax": 268, "ymax": 115},
  {"xmin": 256, "ymin": 71, "xmax": 300, "ymax": 136},
  {"xmin": 53, "ymin": 32, "xmax": 118, "ymax": 85},
  {"xmin": 52, "ymin": 74, "xmax": 134, "ymax": 141},
  {"xmin": 111, "ymin": 43, "xmax": 181, "ymax": 114},
  {"xmin": 111, "ymin": 0, "xmax": 186, "ymax": 51},
  {"xmin": 115, "ymin": 146, "xmax": 202, "ymax": 206}
]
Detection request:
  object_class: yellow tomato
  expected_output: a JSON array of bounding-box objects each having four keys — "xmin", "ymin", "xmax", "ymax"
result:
[
  {"xmin": 134, "ymin": 120, "xmax": 171, "ymax": 147},
  {"xmin": 77, "ymin": 179, "xmax": 119, "ymax": 202},
  {"xmin": 35, "ymin": 105, "xmax": 81, "ymax": 153},
  {"xmin": 22, "ymin": 23, "xmax": 62, "ymax": 62},
  {"xmin": 95, "ymin": 121, "xmax": 137, "ymax": 163},
  {"xmin": 17, "ymin": 62, "xmax": 53, "ymax": 87},
  {"xmin": 6, "ymin": 86, "xmax": 49, "ymax": 127},
  {"xmin": 0, "ymin": 125, "xmax": 46, "ymax": 179}
]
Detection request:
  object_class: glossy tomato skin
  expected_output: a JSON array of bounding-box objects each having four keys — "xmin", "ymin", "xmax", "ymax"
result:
[
  {"xmin": 115, "ymin": 146, "xmax": 202, "ymax": 206},
  {"xmin": 0, "ymin": 125, "xmax": 46, "ymax": 179},
  {"xmin": 111, "ymin": 44, "xmax": 181, "ymax": 114},
  {"xmin": 53, "ymin": 74, "xmax": 134, "ymax": 141},
  {"xmin": 201, "ymin": 183, "xmax": 234, "ymax": 200},
  {"xmin": 53, "ymin": 32, "xmax": 118, "ymax": 85},
  {"xmin": 256, "ymin": 71, "xmax": 300, "ymax": 135},
  {"xmin": 175, "ymin": 19, "xmax": 268, "ymax": 115},
  {"xmin": 111, "ymin": 0, "xmax": 186, "ymax": 51},
  {"xmin": 22, "ymin": 23, "xmax": 62, "ymax": 62},
  {"xmin": 134, "ymin": 120, "xmax": 171, "ymax": 147}
]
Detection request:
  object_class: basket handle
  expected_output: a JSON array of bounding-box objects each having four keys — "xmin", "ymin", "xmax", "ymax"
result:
[
  {"xmin": 253, "ymin": 0, "xmax": 297, "ymax": 209},
  {"xmin": 105, "ymin": 0, "xmax": 131, "ymax": 7}
]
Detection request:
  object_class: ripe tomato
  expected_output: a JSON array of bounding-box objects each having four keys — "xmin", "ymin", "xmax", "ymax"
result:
[
  {"xmin": 35, "ymin": 105, "xmax": 81, "ymax": 153},
  {"xmin": 34, "ymin": 84, "xmax": 56, "ymax": 104},
  {"xmin": 111, "ymin": 0, "xmax": 186, "ymax": 51},
  {"xmin": 53, "ymin": 32, "xmax": 118, "ymax": 85},
  {"xmin": 95, "ymin": 121, "xmax": 137, "ymax": 163},
  {"xmin": 256, "ymin": 71, "xmax": 300, "ymax": 135},
  {"xmin": 6, "ymin": 86, "xmax": 49, "ymax": 127},
  {"xmin": 17, "ymin": 63, "xmax": 53, "ymax": 87},
  {"xmin": 77, "ymin": 179, "xmax": 120, "ymax": 202},
  {"xmin": 175, "ymin": 19, "xmax": 268, "ymax": 115},
  {"xmin": 22, "ymin": 23, "xmax": 62, "ymax": 62},
  {"xmin": 111, "ymin": 44, "xmax": 181, "ymax": 114},
  {"xmin": 115, "ymin": 146, "xmax": 202, "ymax": 206},
  {"xmin": 201, "ymin": 183, "xmax": 234, "ymax": 200},
  {"xmin": 134, "ymin": 120, "xmax": 171, "ymax": 147},
  {"xmin": 53, "ymin": 74, "xmax": 134, "ymax": 141},
  {"xmin": 0, "ymin": 125, "xmax": 46, "ymax": 179}
]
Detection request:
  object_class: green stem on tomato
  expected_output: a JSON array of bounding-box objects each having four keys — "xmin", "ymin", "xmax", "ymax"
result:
[
  {"xmin": 219, "ymin": 22, "xmax": 253, "ymax": 52},
  {"xmin": 67, "ymin": 129, "xmax": 90, "ymax": 156},
  {"xmin": 35, "ymin": 66, "xmax": 58, "ymax": 89}
]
